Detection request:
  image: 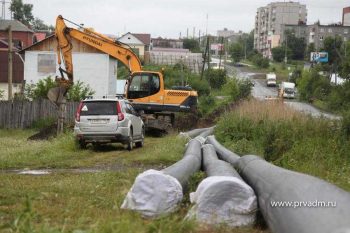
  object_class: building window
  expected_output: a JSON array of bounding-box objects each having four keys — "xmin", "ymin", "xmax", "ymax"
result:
[
  {"xmin": 319, "ymin": 36, "xmax": 324, "ymax": 40},
  {"xmin": 320, "ymin": 28, "xmax": 325, "ymax": 33},
  {"xmin": 344, "ymin": 29, "xmax": 348, "ymax": 34},
  {"xmin": 37, "ymin": 54, "xmax": 56, "ymax": 73},
  {"xmin": 328, "ymin": 28, "xmax": 332, "ymax": 33}
]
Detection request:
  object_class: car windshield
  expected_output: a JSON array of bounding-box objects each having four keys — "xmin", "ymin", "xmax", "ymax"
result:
[
  {"xmin": 285, "ymin": 88, "xmax": 294, "ymax": 94},
  {"xmin": 80, "ymin": 101, "xmax": 117, "ymax": 116}
]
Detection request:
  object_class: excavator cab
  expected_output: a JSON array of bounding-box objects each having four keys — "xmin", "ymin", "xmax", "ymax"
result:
[{"xmin": 127, "ymin": 72, "xmax": 160, "ymax": 99}]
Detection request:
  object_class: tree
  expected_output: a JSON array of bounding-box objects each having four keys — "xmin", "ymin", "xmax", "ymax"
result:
[
  {"xmin": 10, "ymin": 0, "xmax": 34, "ymax": 26},
  {"xmin": 322, "ymin": 36, "xmax": 343, "ymax": 65},
  {"xmin": 340, "ymin": 41, "xmax": 350, "ymax": 80},
  {"xmin": 306, "ymin": 43, "xmax": 315, "ymax": 60},
  {"xmin": 271, "ymin": 46, "xmax": 285, "ymax": 62},
  {"xmin": 32, "ymin": 18, "xmax": 54, "ymax": 31},
  {"xmin": 229, "ymin": 42, "xmax": 243, "ymax": 63},
  {"xmin": 283, "ymin": 30, "xmax": 306, "ymax": 60},
  {"xmin": 183, "ymin": 38, "xmax": 200, "ymax": 53},
  {"xmin": 251, "ymin": 53, "xmax": 269, "ymax": 68}
]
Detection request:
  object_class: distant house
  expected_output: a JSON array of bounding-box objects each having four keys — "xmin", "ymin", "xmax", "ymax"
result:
[
  {"xmin": 0, "ymin": 19, "xmax": 34, "ymax": 49},
  {"xmin": 118, "ymin": 32, "xmax": 151, "ymax": 60},
  {"xmin": 0, "ymin": 19, "xmax": 33, "ymax": 100},
  {"xmin": 151, "ymin": 37, "xmax": 183, "ymax": 49},
  {"xmin": 20, "ymin": 35, "xmax": 118, "ymax": 97}
]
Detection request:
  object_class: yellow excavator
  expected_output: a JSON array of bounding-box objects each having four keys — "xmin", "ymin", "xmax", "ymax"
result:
[{"xmin": 49, "ymin": 15, "xmax": 198, "ymax": 132}]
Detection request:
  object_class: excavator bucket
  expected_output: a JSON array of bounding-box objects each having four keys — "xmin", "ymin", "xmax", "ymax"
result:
[{"xmin": 48, "ymin": 86, "xmax": 67, "ymax": 106}]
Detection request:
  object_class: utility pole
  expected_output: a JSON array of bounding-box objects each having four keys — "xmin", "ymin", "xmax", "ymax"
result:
[
  {"xmin": 244, "ymin": 38, "xmax": 247, "ymax": 60},
  {"xmin": 219, "ymin": 37, "xmax": 223, "ymax": 69},
  {"xmin": 7, "ymin": 25, "xmax": 13, "ymax": 101},
  {"xmin": 284, "ymin": 33, "xmax": 288, "ymax": 64}
]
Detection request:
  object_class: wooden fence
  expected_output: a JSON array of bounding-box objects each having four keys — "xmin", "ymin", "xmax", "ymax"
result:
[{"xmin": 0, "ymin": 99, "xmax": 79, "ymax": 129}]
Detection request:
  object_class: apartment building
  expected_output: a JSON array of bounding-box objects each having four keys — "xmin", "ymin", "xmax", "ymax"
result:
[
  {"xmin": 343, "ymin": 7, "xmax": 350, "ymax": 26},
  {"xmin": 254, "ymin": 2, "xmax": 307, "ymax": 58},
  {"xmin": 281, "ymin": 23, "xmax": 350, "ymax": 51}
]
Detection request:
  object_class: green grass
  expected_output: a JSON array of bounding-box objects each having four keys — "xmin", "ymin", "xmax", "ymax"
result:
[
  {"xmin": 0, "ymin": 129, "xmax": 270, "ymax": 233},
  {"xmin": 0, "ymin": 130, "xmax": 187, "ymax": 170},
  {"xmin": 215, "ymin": 100, "xmax": 350, "ymax": 191}
]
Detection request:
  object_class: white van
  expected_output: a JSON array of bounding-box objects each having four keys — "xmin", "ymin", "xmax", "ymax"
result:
[
  {"xmin": 266, "ymin": 73, "xmax": 277, "ymax": 87},
  {"xmin": 279, "ymin": 82, "xmax": 296, "ymax": 99}
]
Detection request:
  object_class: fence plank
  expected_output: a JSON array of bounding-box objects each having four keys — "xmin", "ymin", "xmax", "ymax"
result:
[{"xmin": 0, "ymin": 99, "xmax": 78, "ymax": 129}]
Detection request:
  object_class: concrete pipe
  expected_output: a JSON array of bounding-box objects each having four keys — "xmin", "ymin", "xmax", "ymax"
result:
[
  {"xmin": 205, "ymin": 135, "xmax": 240, "ymax": 165},
  {"xmin": 178, "ymin": 127, "xmax": 213, "ymax": 140},
  {"xmin": 236, "ymin": 155, "xmax": 350, "ymax": 233},
  {"xmin": 187, "ymin": 144, "xmax": 257, "ymax": 227},
  {"xmin": 198, "ymin": 126, "xmax": 216, "ymax": 139},
  {"xmin": 162, "ymin": 138, "xmax": 202, "ymax": 187},
  {"xmin": 206, "ymin": 139, "xmax": 350, "ymax": 233},
  {"xmin": 121, "ymin": 138, "xmax": 203, "ymax": 218}
]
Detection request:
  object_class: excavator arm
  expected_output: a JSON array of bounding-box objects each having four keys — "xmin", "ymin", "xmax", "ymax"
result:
[{"xmin": 48, "ymin": 15, "xmax": 142, "ymax": 104}]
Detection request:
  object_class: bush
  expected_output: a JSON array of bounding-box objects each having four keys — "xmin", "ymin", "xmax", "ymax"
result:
[
  {"xmin": 24, "ymin": 77, "xmax": 94, "ymax": 101},
  {"xmin": 67, "ymin": 81, "xmax": 95, "ymax": 101},
  {"xmin": 251, "ymin": 53, "xmax": 269, "ymax": 68},
  {"xmin": 25, "ymin": 77, "xmax": 57, "ymax": 100},
  {"xmin": 188, "ymin": 76, "xmax": 210, "ymax": 96},
  {"xmin": 342, "ymin": 110, "xmax": 350, "ymax": 138},
  {"xmin": 215, "ymin": 100, "xmax": 350, "ymax": 191},
  {"xmin": 198, "ymin": 95, "xmax": 216, "ymax": 115},
  {"xmin": 223, "ymin": 78, "xmax": 253, "ymax": 101},
  {"xmin": 205, "ymin": 69, "xmax": 227, "ymax": 89},
  {"xmin": 223, "ymin": 79, "xmax": 239, "ymax": 101}
]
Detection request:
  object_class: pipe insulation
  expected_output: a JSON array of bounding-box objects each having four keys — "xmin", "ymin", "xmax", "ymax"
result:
[
  {"xmin": 178, "ymin": 127, "xmax": 213, "ymax": 140},
  {"xmin": 121, "ymin": 138, "xmax": 203, "ymax": 218},
  {"xmin": 186, "ymin": 144, "xmax": 257, "ymax": 227},
  {"xmin": 198, "ymin": 126, "xmax": 215, "ymax": 139},
  {"xmin": 235, "ymin": 155, "xmax": 350, "ymax": 233},
  {"xmin": 206, "ymin": 139, "xmax": 350, "ymax": 233},
  {"xmin": 205, "ymin": 135, "xmax": 240, "ymax": 165}
]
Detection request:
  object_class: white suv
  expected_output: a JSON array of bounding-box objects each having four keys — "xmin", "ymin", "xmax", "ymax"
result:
[{"xmin": 74, "ymin": 97, "xmax": 144, "ymax": 150}]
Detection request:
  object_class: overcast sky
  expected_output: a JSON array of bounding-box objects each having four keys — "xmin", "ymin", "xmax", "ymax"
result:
[{"xmin": 3, "ymin": 0, "xmax": 350, "ymax": 38}]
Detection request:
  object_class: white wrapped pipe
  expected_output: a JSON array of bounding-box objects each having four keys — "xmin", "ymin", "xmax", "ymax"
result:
[
  {"xmin": 121, "ymin": 138, "xmax": 203, "ymax": 218},
  {"xmin": 187, "ymin": 144, "xmax": 257, "ymax": 227}
]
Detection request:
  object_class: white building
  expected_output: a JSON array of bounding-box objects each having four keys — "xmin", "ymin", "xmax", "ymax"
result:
[{"xmin": 21, "ymin": 35, "xmax": 117, "ymax": 98}]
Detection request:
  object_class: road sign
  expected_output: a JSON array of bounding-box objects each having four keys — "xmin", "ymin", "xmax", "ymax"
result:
[{"xmin": 310, "ymin": 52, "xmax": 328, "ymax": 63}]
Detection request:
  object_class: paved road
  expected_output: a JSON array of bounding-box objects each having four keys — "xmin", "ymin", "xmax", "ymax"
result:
[{"xmin": 225, "ymin": 64, "xmax": 340, "ymax": 120}]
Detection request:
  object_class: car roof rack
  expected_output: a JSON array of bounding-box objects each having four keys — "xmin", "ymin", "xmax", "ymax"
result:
[{"xmin": 84, "ymin": 94, "xmax": 125, "ymax": 100}]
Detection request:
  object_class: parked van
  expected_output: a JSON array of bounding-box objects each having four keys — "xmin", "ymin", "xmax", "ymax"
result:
[
  {"xmin": 266, "ymin": 73, "xmax": 277, "ymax": 87},
  {"xmin": 279, "ymin": 82, "xmax": 296, "ymax": 99},
  {"xmin": 209, "ymin": 61, "xmax": 224, "ymax": 70}
]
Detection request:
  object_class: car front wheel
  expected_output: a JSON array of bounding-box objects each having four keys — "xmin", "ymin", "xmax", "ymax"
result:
[
  {"xmin": 127, "ymin": 129, "xmax": 133, "ymax": 151},
  {"xmin": 135, "ymin": 127, "xmax": 145, "ymax": 148}
]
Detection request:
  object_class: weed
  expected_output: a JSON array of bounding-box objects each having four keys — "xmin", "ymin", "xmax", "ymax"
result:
[{"xmin": 215, "ymin": 99, "xmax": 350, "ymax": 191}]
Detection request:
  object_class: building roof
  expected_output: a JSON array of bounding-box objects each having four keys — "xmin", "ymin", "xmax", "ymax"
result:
[
  {"xmin": 118, "ymin": 32, "xmax": 144, "ymax": 45},
  {"xmin": 151, "ymin": 47, "xmax": 190, "ymax": 53},
  {"xmin": 0, "ymin": 39, "xmax": 20, "ymax": 51},
  {"xmin": 0, "ymin": 19, "xmax": 33, "ymax": 32},
  {"xmin": 34, "ymin": 32, "xmax": 47, "ymax": 42},
  {"xmin": 20, "ymin": 34, "xmax": 54, "ymax": 53},
  {"xmin": 132, "ymin": 33, "xmax": 151, "ymax": 45}
]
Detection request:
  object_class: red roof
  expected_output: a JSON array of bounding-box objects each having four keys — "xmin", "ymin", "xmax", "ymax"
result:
[
  {"xmin": 34, "ymin": 32, "xmax": 47, "ymax": 42},
  {"xmin": 132, "ymin": 33, "xmax": 151, "ymax": 45}
]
